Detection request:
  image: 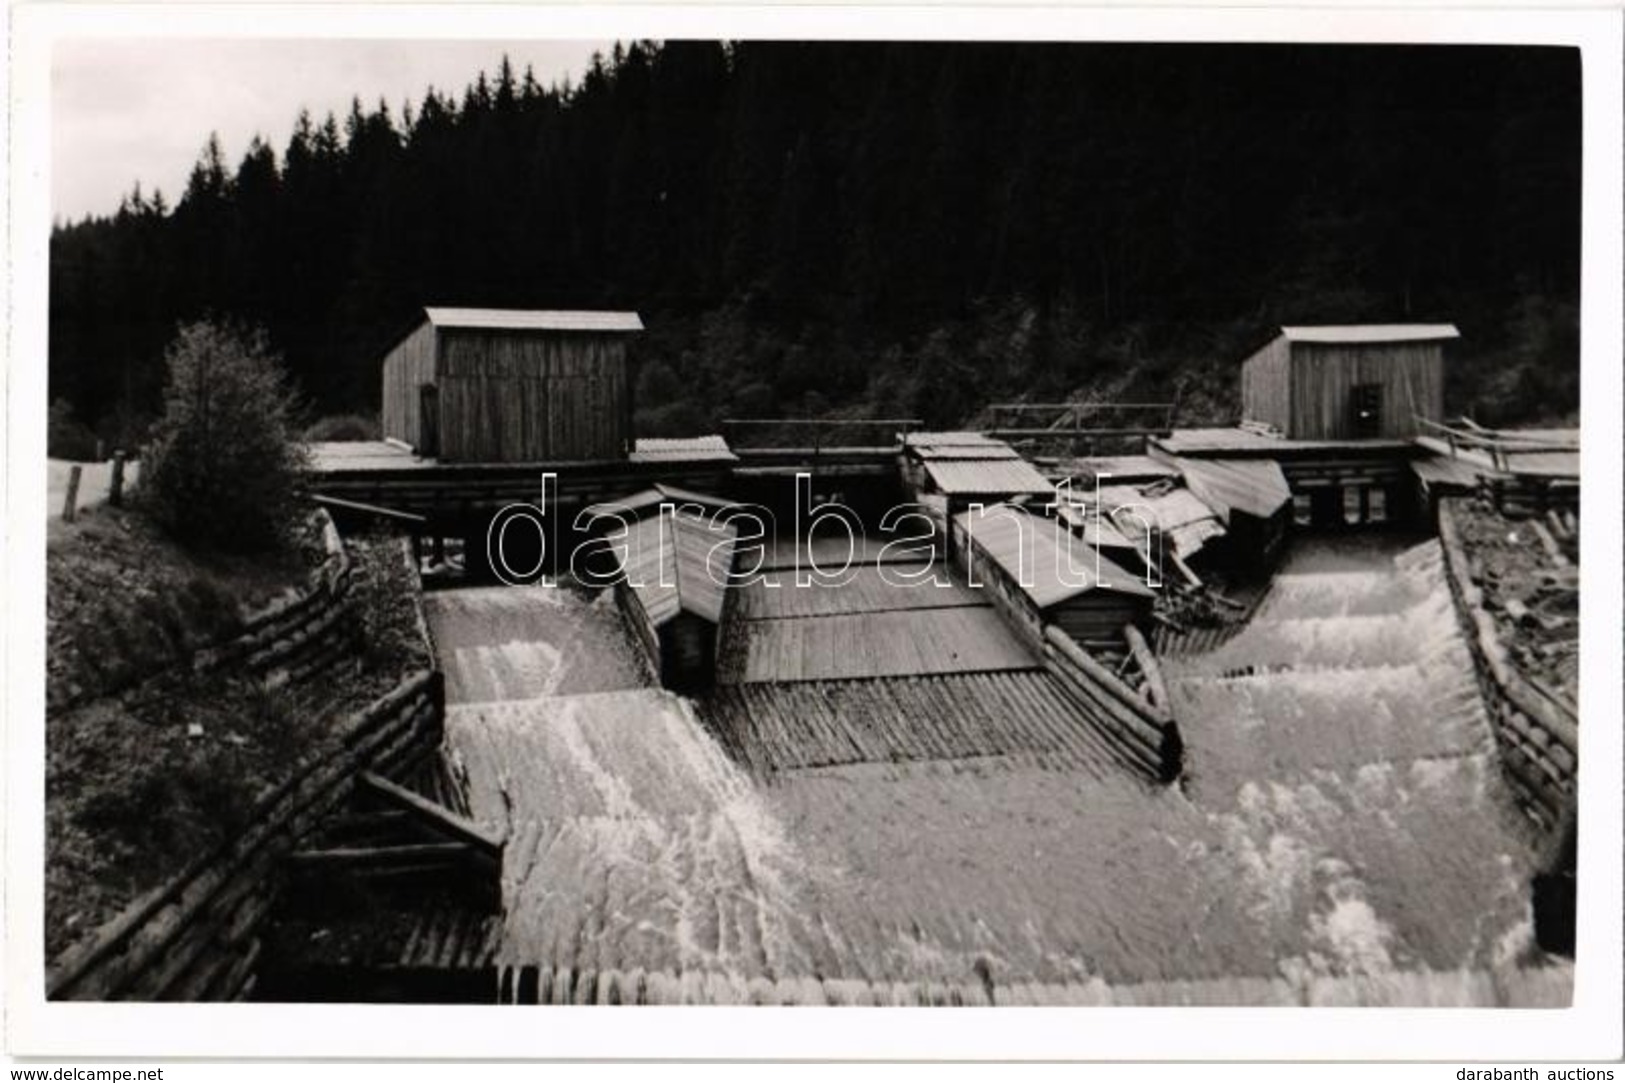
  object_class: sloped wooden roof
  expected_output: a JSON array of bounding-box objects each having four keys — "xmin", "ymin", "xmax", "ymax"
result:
[
  {"xmin": 582, "ymin": 484, "xmax": 738, "ymax": 524},
  {"xmin": 617, "ymin": 510, "xmax": 738, "ymax": 626},
  {"xmin": 628, "ymin": 435, "xmax": 739, "ymax": 463},
  {"xmin": 719, "ymin": 606, "xmax": 1037, "ymax": 683},
  {"xmin": 1278, "ymin": 324, "xmax": 1459, "ymax": 345},
  {"xmin": 1172, "ymin": 456, "xmax": 1292, "ymax": 523},
  {"xmin": 903, "ymin": 430, "xmax": 1008, "ymax": 449},
  {"xmin": 423, "ymin": 307, "xmax": 644, "ymax": 333},
  {"xmin": 924, "ymin": 457, "xmax": 1055, "ymax": 497},
  {"xmin": 1057, "ymin": 455, "xmax": 1180, "ymax": 486},
  {"xmin": 955, "ymin": 506, "xmax": 1152, "ymax": 609}
]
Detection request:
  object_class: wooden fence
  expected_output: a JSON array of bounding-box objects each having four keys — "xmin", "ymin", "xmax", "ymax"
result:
[
  {"xmin": 46, "ymin": 669, "xmax": 446, "ymax": 1001},
  {"xmin": 191, "ymin": 511, "xmax": 357, "ymax": 687},
  {"xmin": 47, "ymin": 520, "xmax": 454, "ymax": 1001},
  {"xmin": 1436, "ymin": 498, "xmax": 1577, "ymax": 832}
]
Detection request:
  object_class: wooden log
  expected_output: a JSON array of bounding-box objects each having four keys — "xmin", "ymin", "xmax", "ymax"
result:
[
  {"xmin": 208, "ymin": 938, "xmax": 263, "ymax": 1002},
  {"xmin": 287, "ymin": 841, "xmax": 473, "ymax": 867},
  {"xmin": 359, "ymin": 770, "xmax": 505, "ymax": 857},
  {"xmin": 61, "ymin": 464, "xmax": 81, "ymax": 523},
  {"xmin": 308, "ymin": 492, "xmax": 428, "ymax": 526},
  {"xmin": 154, "ymin": 878, "xmax": 276, "ymax": 1001},
  {"xmin": 1502, "ymin": 676, "xmax": 1578, "ymax": 757},
  {"xmin": 1044, "ymin": 626, "xmax": 1173, "ymax": 729},
  {"xmin": 1044, "ymin": 659, "xmax": 1166, "ymax": 768},
  {"xmin": 1123, "ymin": 624, "xmax": 1170, "ymax": 710}
]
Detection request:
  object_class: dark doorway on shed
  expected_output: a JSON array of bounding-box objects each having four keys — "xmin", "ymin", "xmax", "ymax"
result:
[
  {"xmin": 1349, "ymin": 383, "xmax": 1383, "ymax": 438},
  {"xmin": 659, "ymin": 612, "xmax": 719, "ymax": 694},
  {"xmin": 419, "ymin": 384, "xmax": 440, "ymax": 457}
]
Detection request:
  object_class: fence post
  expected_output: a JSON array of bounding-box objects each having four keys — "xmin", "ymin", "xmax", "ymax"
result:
[
  {"xmin": 109, "ymin": 451, "xmax": 127, "ymax": 507},
  {"xmin": 61, "ymin": 464, "xmax": 82, "ymax": 523}
]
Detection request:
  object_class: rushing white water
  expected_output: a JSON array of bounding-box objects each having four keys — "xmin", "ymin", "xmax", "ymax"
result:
[{"xmin": 426, "ymin": 535, "xmax": 1568, "ymax": 1004}]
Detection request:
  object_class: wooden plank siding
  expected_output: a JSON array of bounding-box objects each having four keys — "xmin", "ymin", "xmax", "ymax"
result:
[
  {"xmin": 1239, "ymin": 334, "xmax": 1292, "ymax": 434},
  {"xmin": 1241, "ymin": 332, "xmax": 1448, "ymax": 441},
  {"xmin": 379, "ymin": 321, "xmax": 438, "ymax": 450},
  {"xmin": 1291, "ymin": 341, "xmax": 1444, "ymax": 440},
  {"xmin": 438, "ymin": 330, "xmax": 631, "ymax": 462}
]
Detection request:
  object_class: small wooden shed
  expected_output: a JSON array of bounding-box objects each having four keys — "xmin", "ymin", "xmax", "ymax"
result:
[
  {"xmin": 379, "ymin": 307, "xmax": 642, "ymax": 463},
  {"xmin": 953, "ymin": 504, "xmax": 1154, "ymax": 649},
  {"xmin": 1238, "ymin": 324, "xmax": 1457, "ymax": 440},
  {"xmin": 612, "ymin": 508, "xmax": 739, "ymax": 693}
]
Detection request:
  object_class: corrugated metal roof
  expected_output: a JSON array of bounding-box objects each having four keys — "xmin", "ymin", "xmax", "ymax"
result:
[
  {"xmin": 617, "ymin": 511, "xmax": 738, "ymax": 626},
  {"xmin": 1173, "ymin": 456, "xmax": 1291, "ymax": 523},
  {"xmin": 924, "ymin": 457, "xmax": 1055, "ymax": 497},
  {"xmin": 955, "ymin": 506, "xmax": 1153, "ymax": 608},
  {"xmin": 1279, "ymin": 324, "xmax": 1460, "ymax": 344},
  {"xmin": 628, "ymin": 435, "xmax": 739, "ymax": 463},
  {"xmin": 423, "ymin": 307, "xmax": 645, "ymax": 333},
  {"xmin": 582, "ymin": 484, "xmax": 737, "ymax": 523}
]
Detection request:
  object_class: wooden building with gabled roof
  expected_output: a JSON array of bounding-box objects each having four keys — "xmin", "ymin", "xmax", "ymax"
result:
[
  {"xmin": 379, "ymin": 307, "xmax": 643, "ymax": 463},
  {"xmin": 611, "ymin": 508, "xmax": 740, "ymax": 693},
  {"xmin": 1238, "ymin": 324, "xmax": 1457, "ymax": 441},
  {"xmin": 952, "ymin": 504, "xmax": 1154, "ymax": 649}
]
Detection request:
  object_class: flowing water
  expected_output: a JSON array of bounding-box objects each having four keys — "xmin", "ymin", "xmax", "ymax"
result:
[{"xmin": 425, "ymin": 535, "xmax": 1570, "ymax": 1005}]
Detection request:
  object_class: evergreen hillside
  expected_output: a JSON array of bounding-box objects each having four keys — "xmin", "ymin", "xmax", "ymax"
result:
[{"xmin": 49, "ymin": 42, "xmax": 1581, "ymax": 446}]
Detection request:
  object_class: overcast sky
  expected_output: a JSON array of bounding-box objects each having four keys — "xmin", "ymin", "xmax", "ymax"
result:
[{"xmin": 52, "ymin": 38, "xmax": 609, "ymax": 222}]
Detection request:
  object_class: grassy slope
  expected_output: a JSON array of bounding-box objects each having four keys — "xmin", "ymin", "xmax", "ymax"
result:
[{"xmin": 45, "ymin": 503, "xmax": 428, "ymax": 960}]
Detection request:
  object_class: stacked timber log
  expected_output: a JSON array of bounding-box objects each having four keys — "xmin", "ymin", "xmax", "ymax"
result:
[
  {"xmin": 1436, "ymin": 499, "xmax": 1577, "ymax": 833},
  {"xmin": 1042, "ymin": 625, "xmax": 1183, "ymax": 782},
  {"xmin": 1478, "ymin": 474, "xmax": 1580, "ymax": 520},
  {"xmin": 191, "ymin": 509, "xmax": 360, "ymax": 688},
  {"xmin": 46, "ymin": 670, "xmax": 447, "ymax": 1001}
]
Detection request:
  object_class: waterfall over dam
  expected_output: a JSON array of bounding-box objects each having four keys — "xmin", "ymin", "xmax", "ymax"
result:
[{"xmin": 425, "ymin": 534, "xmax": 1569, "ymax": 1005}]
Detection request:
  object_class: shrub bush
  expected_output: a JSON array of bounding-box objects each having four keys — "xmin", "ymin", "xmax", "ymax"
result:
[{"xmin": 139, "ymin": 321, "xmax": 310, "ymax": 553}]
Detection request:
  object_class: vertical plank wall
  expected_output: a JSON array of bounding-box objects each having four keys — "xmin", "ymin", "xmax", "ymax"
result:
[
  {"xmin": 438, "ymin": 330, "xmax": 632, "ymax": 462},
  {"xmin": 1239, "ymin": 335, "xmax": 1293, "ymax": 433},
  {"xmin": 1290, "ymin": 342, "xmax": 1444, "ymax": 440},
  {"xmin": 379, "ymin": 321, "xmax": 439, "ymax": 449}
]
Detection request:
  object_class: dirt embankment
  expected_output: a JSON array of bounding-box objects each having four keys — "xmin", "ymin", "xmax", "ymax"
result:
[
  {"xmin": 1449, "ymin": 498, "xmax": 1578, "ymax": 705},
  {"xmin": 45, "ymin": 502, "xmax": 427, "ymax": 959}
]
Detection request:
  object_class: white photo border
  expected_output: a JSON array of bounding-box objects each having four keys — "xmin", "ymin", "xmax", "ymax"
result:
[{"xmin": 6, "ymin": 1, "xmax": 1621, "ymax": 1061}]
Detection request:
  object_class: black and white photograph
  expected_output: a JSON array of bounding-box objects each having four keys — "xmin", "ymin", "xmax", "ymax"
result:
[{"xmin": 5, "ymin": 2, "xmax": 1623, "ymax": 1068}]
